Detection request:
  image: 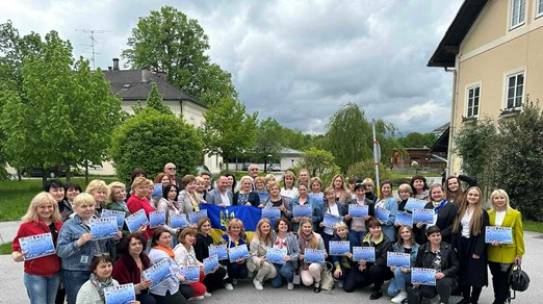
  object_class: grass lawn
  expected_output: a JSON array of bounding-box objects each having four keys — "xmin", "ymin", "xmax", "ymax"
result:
[
  {"xmin": 0, "ymin": 242, "xmax": 11, "ymax": 255},
  {"xmin": 524, "ymin": 220, "xmax": 543, "ymax": 233}
]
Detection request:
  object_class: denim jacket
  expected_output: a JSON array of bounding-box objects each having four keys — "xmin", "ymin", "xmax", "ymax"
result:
[
  {"xmin": 272, "ymin": 232, "xmax": 300, "ymax": 269},
  {"xmin": 56, "ymin": 214, "xmax": 114, "ymax": 272},
  {"xmin": 391, "ymin": 241, "xmax": 420, "ymax": 267}
]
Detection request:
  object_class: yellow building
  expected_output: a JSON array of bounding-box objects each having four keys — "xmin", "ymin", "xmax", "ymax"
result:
[{"xmin": 429, "ymin": 0, "xmax": 543, "ymax": 174}]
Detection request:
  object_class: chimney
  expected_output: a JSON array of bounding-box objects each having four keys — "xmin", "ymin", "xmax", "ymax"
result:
[{"xmin": 112, "ymin": 58, "xmax": 119, "ymax": 71}]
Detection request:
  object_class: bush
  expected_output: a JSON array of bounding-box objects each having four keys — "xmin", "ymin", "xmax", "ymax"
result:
[
  {"xmin": 110, "ymin": 109, "xmax": 203, "ymax": 182},
  {"xmin": 347, "ymin": 159, "xmax": 391, "ymax": 183}
]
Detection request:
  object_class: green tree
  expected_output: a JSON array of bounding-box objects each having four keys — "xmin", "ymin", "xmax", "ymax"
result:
[
  {"xmin": 398, "ymin": 132, "xmax": 437, "ymax": 148},
  {"xmin": 347, "ymin": 159, "xmax": 391, "ymax": 182},
  {"xmin": 111, "ymin": 108, "xmax": 203, "ymax": 182},
  {"xmin": 299, "ymin": 147, "xmax": 340, "ymax": 185},
  {"xmin": 254, "ymin": 117, "xmax": 283, "ymax": 170},
  {"xmin": 202, "ymin": 98, "xmax": 257, "ymax": 169},
  {"xmin": 122, "ymin": 6, "xmax": 236, "ymax": 105},
  {"xmin": 146, "ymin": 81, "xmax": 172, "ymax": 114},
  {"xmin": 325, "ymin": 103, "xmax": 372, "ymax": 173}
]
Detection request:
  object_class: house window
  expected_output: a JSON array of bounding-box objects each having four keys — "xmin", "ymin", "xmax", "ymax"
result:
[
  {"xmin": 466, "ymin": 86, "xmax": 480, "ymax": 118},
  {"xmin": 510, "ymin": 0, "xmax": 526, "ymax": 28},
  {"xmin": 505, "ymin": 72, "xmax": 524, "ymax": 109},
  {"xmin": 537, "ymin": 0, "xmax": 543, "ymax": 18}
]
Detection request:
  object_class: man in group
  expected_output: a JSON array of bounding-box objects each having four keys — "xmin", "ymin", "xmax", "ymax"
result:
[
  {"xmin": 200, "ymin": 171, "xmax": 213, "ymax": 200},
  {"xmin": 248, "ymin": 163, "xmax": 259, "ymax": 190},
  {"xmin": 163, "ymin": 162, "xmax": 179, "ymax": 187},
  {"xmin": 206, "ymin": 176, "xmax": 233, "ymax": 207}
]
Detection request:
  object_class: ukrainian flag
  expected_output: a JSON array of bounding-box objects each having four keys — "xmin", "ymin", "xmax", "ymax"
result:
[{"xmin": 199, "ymin": 204, "xmax": 262, "ymax": 242}]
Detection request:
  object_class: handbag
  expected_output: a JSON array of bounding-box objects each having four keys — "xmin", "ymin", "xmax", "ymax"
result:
[
  {"xmin": 510, "ymin": 263, "xmax": 529, "ymax": 299},
  {"xmin": 320, "ymin": 262, "xmax": 335, "ymax": 291}
]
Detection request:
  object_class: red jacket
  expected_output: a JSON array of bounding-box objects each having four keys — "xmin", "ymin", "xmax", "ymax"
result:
[
  {"xmin": 127, "ymin": 194, "xmax": 155, "ymax": 238},
  {"xmin": 12, "ymin": 220, "xmax": 63, "ymax": 276},
  {"xmin": 112, "ymin": 253, "xmax": 151, "ymax": 285}
]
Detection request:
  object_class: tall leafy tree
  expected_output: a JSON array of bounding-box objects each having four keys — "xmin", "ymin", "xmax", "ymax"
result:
[
  {"xmin": 254, "ymin": 117, "xmax": 283, "ymax": 170},
  {"xmin": 146, "ymin": 81, "xmax": 172, "ymax": 114},
  {"xmin": 398, "ymin": 132, "xmax": 437, "ymax": 148}
]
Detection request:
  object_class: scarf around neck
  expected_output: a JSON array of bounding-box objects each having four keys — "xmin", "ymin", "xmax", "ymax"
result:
[
  {"xmin": 154, "ymin": 244, "xmax": 175, "ymax": 258},
  {"xmin": 363, "ymin": 232, "xmax": 384, "ymax": 246},
  {"xmin": 89, "ymin": 273, "xmax": 114, "ymax": 301}
]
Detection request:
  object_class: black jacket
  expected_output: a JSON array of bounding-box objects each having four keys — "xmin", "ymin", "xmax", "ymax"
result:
[
  {"xmin": 361, "ymin": 234, "xmax": 392, "ymax": 268},
  {"xmin": 415, "ymin": 201, "xmax": 457, "ymax": 244},
  {"xmin": 415, "ymin": 241, "xmax": 459, "ymax": 278},
  {"xmin": 194, "ymin": 233, "xmax": 214, "ymax": 261}
]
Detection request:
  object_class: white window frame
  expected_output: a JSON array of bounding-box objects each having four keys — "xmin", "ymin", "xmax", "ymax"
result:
[
  {"xmin": 464, "ymin": 82, "xmax": 481, "ymax": 119},
  {"xmin": 536, "ymin": 0, "xmax": 543, "ymax": 19},
  {"xmin": 509, "ymin": 0, "xmax": 526, "ymax": 30},
  {"xmin": 503, "ymin": 68, "xmax": 526, "ymax": 110}
]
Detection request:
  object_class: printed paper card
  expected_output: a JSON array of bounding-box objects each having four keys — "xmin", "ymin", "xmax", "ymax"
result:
[
  {"xmin": 90, "ymin": 217, "xmax": 118, "ymax": 240},
  {"xmin": 395, "ymin": 211, "xmax": 413, "ymax": 226},
  {"xmin": 352, "ymin": 246, "xmax": 375, "ymax": 262},
  {"xmin": 19, "ymin": 232, "xmax": 56, "ymax": 261},
  {"xmin": 322, "ymin": 213, "xmax": 342, "ymax": 228},
  {"xmin": 375, "ymin": 207, "xmax": 391, "ymax": 223},
  {"xmin": 266, "ymin": 247, "xmax": 287, "ymax": 265},
  {"xmin": 209, "ymin": 244, "xmax": 228, "ymax": 261},
  {"xmin": 303, "ymin": 248, "xmax": 326, "ymax": 264},
  {"xmin": 405, "ymin": 198, "xmax": 428, "ymax": 212},
  {"xmin": 485, "ymin": 226, "xmax": 513, "ymax": 244},
  {"xmin": 293, "ymin": 205, "xmax": 312, "ymax": 218},
  {"xmin": 143, "ymin": 259, "xmax": 172, "ymax": 287},
  {"xmin": 228, "ymin": 244, "xmax": 250, "ymax": 263},
  {"xmin": 189, "ymin": 209, "xmax": 208, "ymax": 225},
  {"xmin": 104, "ymin": 283, "xmax": 136, "ymax": 304},
  {"xmin": 261, "ymin": 207, "xmax": 281, "ymax": 220},
  {"xmin": 411, "ymin": 267, "xmax": 436, "ymax": 286},
  {"xmin": 203, "ymin": 255, "xmax": 219, "ymax": 275},
  {"xmin": 125, "ymin": 209, "xmax": 149, "ymax": 233},
  {"xmin": 387, "ymin": 252, "xmax": 411, "ymax": 268},
  {"xmin": 101, "ymin": 209, "xmax": 126, "ymax": 228},
  {"xmin": 169, "ymin": 213, "xmax": 189, "ymax": 229},
  {"xmin": 329, "ymin": 240, "xmax": 350, "ymax": 256},
  {"xmin": 149, "ymin": 211, "xmax": 166, "ymax": 228},
  {"xmin": 412, "ymin": 208, "xmax": 434, "ymax": 225},
  {"xmin": 180, "ymin": 265, "xmax": 200, "ymax": 283},
  {"xmin": 348, "ymin": 204, "xmax": 369, "ymax": 218}
]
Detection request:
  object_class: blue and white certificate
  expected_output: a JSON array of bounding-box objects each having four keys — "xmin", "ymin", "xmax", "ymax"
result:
[
  {"xmin": 412, "ymin": 208, "xmax": 434, "ymax": 225},
  {"xmin": 375, "ymin": 207, "xmax": 391, "ymax": 223},
  {"xmin": 189, "ymin": 210, "xmax": 208, "ymax": 225},
  {"xmin": 266, "ymin": 248, "xmax": 287, "ymax": 265},
  {"xmin": 387, "ymin": 252, "xmax": 411, "ymax": 268},
  {"xmin": 180, "ymin": 265, "xmax": 200, "ymax": 283},
  {"xmin": 352, "ymin": 246, "xmax": 375, "ymax": 262},
  {"xmin": 395, "ymin": 212, "xmax": 413, "ymax": 226},
  {"xmin": 411, "ymin": 267, "xmax": 436, "ymax": 286},
  {"xmin": 209, "ymin": 244, "xmax": 228, "ymax": 261},
  {"xmin": 258, "ymin": 192, "xmax": 269, "ymax": 203},
  {"xmin": 329, "ymin": 240, "xmax": 350, "ymax": 256},
  {"xmin": 349, "ymin": 204, "xmax": 369, "ymax": 218},
  {"xmin": 303, "ymin": 248, "xmax": 325, "ymax": 264},
  {"xmin": 143, "ymin": 259, "xmax": 172, "ymax": 287},
  {"xmin": 19, "ymin": 232, "xmax": 56, "ymax": 261},
  {"xmin": 261, "ymin": 207, "xmax": 281, "ymax": 220},
  {"xmin": 203, "ymin": 255, "xmax": 219, "ymax": 275},
  {"xmin": 405, "ymin": 198, "xmax": 428, "ymax": 212},
  {"xmin": 228, "ymin": 244, "xmax": 250, "ymax": 263},
  {"xmin": 293, "ymin": 205, "xmax": 312, "ymax": 218},
  {"xmin": 485, "ymin": 226, "xmax": 513, "ymax": 244},
  {"xmin": 90, "ymin": 217, "xmax": 118, "ymax": 240},
  {"xmin": 125, "ymin": 209, "xmax": 149, "ymax": 233},
  {"xmin": 104, "ymin": 283, "xmax": 136, "ymax": 304},
  {"xmin": 149, "ymin": 211, "xmax": 166, "ymax": 228},
  {"xmin": 322, "ymin": 213, "xmax": 342, "ymax": 228},
  {"xmin": 101, "ymin": 209, "xmax": 126, "ymax": 228},
  {"xmin": 169, "ymin": 213, "xmax": 189, "ymax": 229}
]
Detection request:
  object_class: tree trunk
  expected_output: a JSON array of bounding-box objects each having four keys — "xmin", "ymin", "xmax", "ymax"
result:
[
  {"xmin": 264, "ymin": 158, "xmax": 268, "ymax": 173},
  {"xmin": 85, "ymin": 160, "xmax": 89, "ymax": 183}
]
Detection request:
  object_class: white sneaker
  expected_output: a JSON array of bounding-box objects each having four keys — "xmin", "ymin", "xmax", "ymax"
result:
[
  {"xmin": 287, "ymin": 282, "xmax": 294, "ymax": 290},
  {"xmin": 188, "ymin": 295, "xmax": 204, "ymax": 301},
  {"xmin": 253, "ymin": 278, "xmax": 264, "ymax": 290},
  {"xmin": 391, "ymin": 291, "xmax": 407, "ymax": 303},
  {"xmin": 225, "ymin": 283, "xmax": 234, "ymax": 291},
  {"xmin": 204, "ymin": 292, "xmax": 212, "ymax": 297}
]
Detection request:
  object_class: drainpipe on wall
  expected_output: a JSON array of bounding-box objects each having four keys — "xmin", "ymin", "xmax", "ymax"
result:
[{"xmin": 444, "ymin": 54, "xmax": 460, "ymax": 176}]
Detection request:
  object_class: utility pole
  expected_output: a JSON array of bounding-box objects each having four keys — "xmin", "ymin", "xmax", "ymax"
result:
[{"xmin": 75, "ymin": 29, "xmax": 107, "ymax": 69}]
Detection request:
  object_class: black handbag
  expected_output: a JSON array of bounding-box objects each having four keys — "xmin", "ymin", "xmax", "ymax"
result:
[{"xmin": 510, "ymin": 263, "xmax": 530, "ymax": 301}]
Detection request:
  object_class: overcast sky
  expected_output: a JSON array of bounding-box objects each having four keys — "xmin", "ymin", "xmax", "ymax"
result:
[{"xmin": 2, "ymin": 0, "xmax": 462, "ymax": 134}]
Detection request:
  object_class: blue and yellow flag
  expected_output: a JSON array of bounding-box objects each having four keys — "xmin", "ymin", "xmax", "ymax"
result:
[{"xmin": 199, "ymin": 204, "xmax": 262, "ymax": 242}]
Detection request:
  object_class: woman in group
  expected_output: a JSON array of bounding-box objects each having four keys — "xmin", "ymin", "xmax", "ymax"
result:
[
  {"xmin": 148, "ymin": 228, "xmax": 189, "ymax": 303},
  {"xmin": 297, "ymin": 168, "xmax": 310, "ymax": 187},
  {"xmin": 76, "ymin": 254, "xmax": 141, "ymax": 304},
  {"xmin": 308, "ymin": 177, "xmax": 324, "ymax": 206},
  {"xmin": 106, "ymin": 182, "xmax": 129, "ymax": 215},
  {"xmin": 266, "ymin": 182, "xmax": 292, "ymax": 218},
  {"xmin": 343, "ymin": 217, "xmax": 392, "ymax": 300},
  {"xmin": 248, "ymin": 219, "xmax": 277, "ymax": 290},
  {"xmin": 56, "ymin": 193, "xmax": 121, "ymax": 304},
  {"xmin": 319, "ymin": 188, "xmax": 348, "ymax": 252},
  {"xmin": 330, "ymin": 174, "xmax": 351, "ymax": 204},
  {"xmin": 222, "ymin": 218, "xmax": 249, "ymax": 290},
  {"xmin": 344, "ymin": 183, "xmax": 374, "ymax": 247},
  {"xmin": 254, "ymin": 176, "xmax": 269, "ymax": 203},
  {"xmin": 156, "ymin": 184, "xmax": 181, "ymax": 237},
  {"xmin": 280, "ymin": 170, "xmax": 299, "ymax": 199},
  {"xmin": 270, "ymin": 218, "xmax": 299, "ymax": 289},
  {"xmin": 362, "ymin": 178, "xmax": 377, "ymax": 202},
  {"xmin": 331, "ymin": 222, "xmax": 353, "ymax": 289},
  {"xmin": 410, "ymin": 176, "xmax": 429, "ymax": 201},
  {"xmin": 151, "ymin": 173, "xmax": 171, "ymax": 204},
  {"xmin": 12, "ymin": 192, "xmax": 63, "ymax": 304},
  {"xmin": 298, "ymin": 219, "xmax": 326, "ymax": 293},
  {"xmin": 174, "ymin": 228, "xmax": 208, "ymax": 299},
  {"xmin": 396, "ymin": 183, "xmax": 413, "ymax": 213},
  {"xmin": 193, "ymin": 218, "xmax": 227, "ymax": 292},
  {"xmin": 409, "ymin": 226, "xmax": 459, "ymax": 304},
  {"xmin": 445, "ymin": 175, "xmax": 478, "ymax": 206},
  {"xmin": 452, "ymin": 186, "xmax": 489, "ymax": 304},
  {"xmin": 224, "ymin": 173, "xmax": 237, "ymax": 194},
  {"xmin": 289, "ymin": 183, "xmax": 321, "ymax": 232},
  {"xmin": 86, "ymin": 179, "xmax": 110, "ymax": 215},
  {"xmin": 112, "ymin": 233, "xmax": 155, "ymax": 304},
  {"xmin": 375, "ymin": 181, "xmax": 398, "ymax": 242},
  {"xmin": 178, "ymin": 175, "xmax": 201, "ymax": 213},
  {"xmin": 415, "ymin": 184, "xmax": 457, "ymax": 245},
  {"xmin": 487, "ymin": 189, "xmax": 525, "ymax": 304},
  {"xmin": 62, "ymin": 183, "xmax": 82, "ymax": 221},
  {"xmin": 194, "ymin": 176, "xmax": 207, "ymax": 203},
  {"xmin": 387, "ymin": 225, "xmax": 420, "ymax": 304},
  {"xmin": 234, "ymin": 176, "xmax": 260, "ymax": 206},
  {"xmin": 127, "ymin": 177, "xmax": 156, "ymax": 239}
]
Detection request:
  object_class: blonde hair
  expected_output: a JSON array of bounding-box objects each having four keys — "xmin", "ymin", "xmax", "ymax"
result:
[
  {"xmin": 334, "ymin": 221, "xmax": 349, "ymax": 232},
  {"xmin": 21, "ymin": 192, "xmax": 61, "ymax": 223},
  {"xmin": 397, "ymin": 183, "xmax": 413, "ymax": 195},
  {"xmin": 131, "ymin": 176, "xmax": 148, "ymax": 191},
  {"xmin": 264, "ymin": 174, "xmax": 276, "ymax": 184},
  {"xmin": 254, "ymin": 176, "xmax": 266, "ymax": 190},
  {"xmin": 489, "ymin": 188, "xmax": 511, "ymax": 210},
  {"xmin": 73, "ymin": 192, "xmax": 96, "ymax": 207},
  {"xmin": 310, "ymin": 177, "xmax": 322, "ymax": 191},
  {"xmin": 362, "ymin": 178, "xmax": 375, "ymax": 188},
  {"xmin": 267, "ymin": 180, "xmax": 280, "ymax": 192},
  {"xmin": 297, "ymin": 219, "xmax": 318, "ymax": 248},
  {"xmin": 108, "ymin": 181, "xmax": 126, "ymax": 202},
  {"xmin": 85, "ymin": 179, "xmax": 109, "ymax": 197},
  {"xmin": 255, "ymin": 218, "xmax": 273, "ymax": 245},
  {"xmin": 239, "ymin": 175, "xmax": 254, "ymax": 193},
  {"xmin": 282, "ymin": 170, "xmax": 296, "ymax": 189},
  {"xmin": 227, "ymin": 218, "xmax": 246, "ymax": 239}
]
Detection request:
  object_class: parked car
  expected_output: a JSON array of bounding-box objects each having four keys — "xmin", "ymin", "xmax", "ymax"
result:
[{"xmin": 21, "ymin": 166, "xmax": 68, "ymax": 178}]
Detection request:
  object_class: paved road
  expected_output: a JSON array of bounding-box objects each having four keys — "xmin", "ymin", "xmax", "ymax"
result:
[{"xmin": 1, "ymin": 221, "xmax": 541, "ymax": 304}]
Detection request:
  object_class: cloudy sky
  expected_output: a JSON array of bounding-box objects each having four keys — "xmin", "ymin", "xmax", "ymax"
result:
[{"xmin": 2, "ymin": 0, "xmax": 462, "ymax": 134}]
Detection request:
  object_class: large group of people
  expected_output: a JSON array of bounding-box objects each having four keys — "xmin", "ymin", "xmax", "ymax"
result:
[{"xmin": 11, "ymin": 164, "xmax": 525, "ymax": 304}]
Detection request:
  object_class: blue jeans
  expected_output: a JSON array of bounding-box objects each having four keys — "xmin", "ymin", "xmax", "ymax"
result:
[
  {"xmin": 387, "ymin": 267, "xmax": 411, "ymax": 297},
  {"xmin": 348, "ymin": 230, "xmax": 366, "ymax": 247},
  {"xmin": 271, "ymin": 262, "xmax": 295, "ymax": 288},
  {"xmin": 24, "ymin": 273, "xmax": 60, "ymax": 304},
  {"xmin": 62, "ymin": 270, "xmax": 90, "ymax": 304}
]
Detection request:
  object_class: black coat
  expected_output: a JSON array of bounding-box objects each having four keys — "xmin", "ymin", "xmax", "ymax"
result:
[
  {"xmin": 194, "ymin": 233, "xmax": 214, "ymax": 261},
  {"xmin": 415, "ymin": 201, "xmax": 458, "ymax": 244},
  {"xmin": 415, "ymin": 241, "xmax": 459, "ymax": 279},
  {"xmin": 361, "ymin": 235, "xmax": 392, "ymax": 268}
]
